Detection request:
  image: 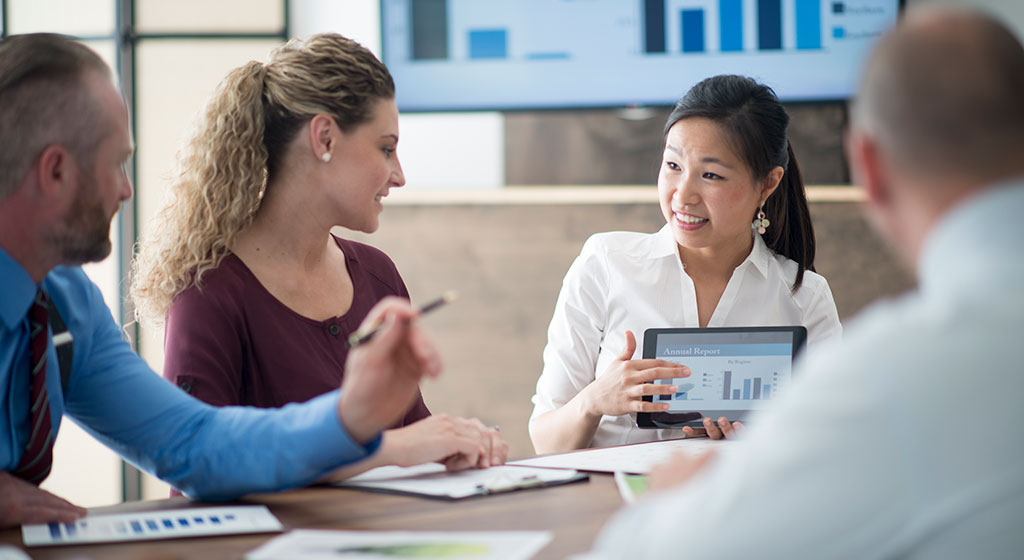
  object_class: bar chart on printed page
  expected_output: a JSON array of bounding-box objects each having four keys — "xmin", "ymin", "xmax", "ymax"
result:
[
  {"xmin": 22, "ymin": 506, "xmax": 282, "ymax": 547},
  {"xmin": 381, "ymin": 0, "xmax": 901, "ymax": 109}
]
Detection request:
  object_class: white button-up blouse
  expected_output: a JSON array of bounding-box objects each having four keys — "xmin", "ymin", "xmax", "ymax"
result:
[{"xmin": 530, "ymin": 224, "xmax": 843, "ymax": 448}]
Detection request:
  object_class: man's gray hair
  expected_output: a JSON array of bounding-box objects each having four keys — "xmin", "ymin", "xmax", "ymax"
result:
[{"xmin": 0, "ymin": 33, "xmax": 112, "ymax": 200}]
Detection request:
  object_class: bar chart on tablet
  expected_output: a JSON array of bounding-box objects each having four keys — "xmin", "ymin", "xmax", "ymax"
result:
[{"xmin": 654, "ymin": 345, "xmax": 793, "ymax": 411}]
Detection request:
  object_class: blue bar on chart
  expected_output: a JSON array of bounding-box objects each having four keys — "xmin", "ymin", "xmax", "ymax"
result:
[
  {"xmin": 722, "ymin": 371, "xmax": 733, "ymax": 399},
  {"xmin": 764, "ymin": 384, "xmax": 771, "ymax": 399},
  {"xmin": 411, "ymin": 0, "xmax": 448, "ymax": 60},
  {"xmin": 743, "ymin": 379, "xmax": 752, "ymax": 400},
  {"xmin": 525, "ymin": 52, "xmax": 570, "ymax": 60},
  {"xmin": 758, "ymin": 0, "xmax": 782, "ymax": 50},
  {"xmin": 468, "ymin": 29, "xmax": 508, "ymax": 59},
  {"xmin": 644, "ymin": 0, "xmax": 667, "ymax": 53},
  {"xmin": 796, "ymin": 0, "xmax": 822, "ymax": 49},
  {"xmin": 733, "ymin": 389, "xmax": 740, "ymax": 399},
  {"xmin": 719, "ymin": 0, "xmax": 743, "ymax": 52},
  {"xmin": 752, "ymin": 378, "xmax": 762, "ymax": 400},
  {"xmin": 681, "ymin": 9, "xmax": 705, "ymax": 53}
]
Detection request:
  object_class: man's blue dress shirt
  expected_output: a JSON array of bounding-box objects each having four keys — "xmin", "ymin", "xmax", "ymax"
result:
[{"xmin": 0, "ymin": 248, "xmax": 380, "ymax": 499}]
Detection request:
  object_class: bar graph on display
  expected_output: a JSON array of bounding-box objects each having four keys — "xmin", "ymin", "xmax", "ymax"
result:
[
  {"xmin": 382, "ymin": 0, "xmax": 900, "ymax": 109},
  {"xmin": 643, "ymin": 0, "xmax": 827, "ymax": 55},
  {"xmin": 399, "ymin": 0, "xmax": 879, "ymax": 63}
]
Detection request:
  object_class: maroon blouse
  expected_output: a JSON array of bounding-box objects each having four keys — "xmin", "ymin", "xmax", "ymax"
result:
[{"xmin": 162, "ymin": 235, "xmax": 430, "ymax": 425}]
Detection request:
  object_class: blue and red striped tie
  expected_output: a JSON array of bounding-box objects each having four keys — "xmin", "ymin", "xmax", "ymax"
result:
[{"xmin": 12, "ymin": 290, "xmax": 54, "ymax": 484}]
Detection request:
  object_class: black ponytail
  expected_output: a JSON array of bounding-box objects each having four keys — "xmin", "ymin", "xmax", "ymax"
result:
[
  {"xmin": 665, "ymin": 75, "xmax": 815, "ymax": 290},
  {"xmin": 761, "ymin": 142, "xmax": 815, "ymax": 289}
]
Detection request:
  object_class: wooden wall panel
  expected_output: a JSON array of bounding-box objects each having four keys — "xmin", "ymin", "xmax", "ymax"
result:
[{"xmin": 505, "ymin": 103, "xmax": 850, "ymax": 186}]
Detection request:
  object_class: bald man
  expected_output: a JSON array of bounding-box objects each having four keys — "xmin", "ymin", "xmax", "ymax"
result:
[{"xmin": 586, "ymin": 7, "xmax": 1024, "ymax": 559}]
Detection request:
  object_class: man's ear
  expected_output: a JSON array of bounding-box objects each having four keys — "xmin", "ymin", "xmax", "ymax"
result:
[
  {"xmin": 34, "ymin": 144, "xmax": 75, "ymax": 199},
  {"xmin": 846, "ymin": 126, "xmax": 889, "ymax": 207}
]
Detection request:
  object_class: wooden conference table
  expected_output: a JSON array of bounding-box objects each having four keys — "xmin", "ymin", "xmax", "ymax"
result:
[{"xmin": 0, "ymin": 472, "xmax": 623, "ymax": 559}]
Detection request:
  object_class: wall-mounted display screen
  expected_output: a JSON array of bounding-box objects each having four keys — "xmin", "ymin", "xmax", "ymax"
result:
[{"xmin": 381, "ymin": 0, "xmax": 901, "ymax": 111}]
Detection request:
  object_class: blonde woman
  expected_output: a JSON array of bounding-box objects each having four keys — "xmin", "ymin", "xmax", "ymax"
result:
[{"xmin": 131, "ymin": 34, "xmax": 506, "ymax": 483}]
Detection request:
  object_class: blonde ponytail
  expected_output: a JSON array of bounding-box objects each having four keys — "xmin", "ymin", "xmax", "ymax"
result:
[
  {"xmin": 130, "ymin": 34, "xmax": 394, "ymax": 325},
  {"xmin": 130, "ymin": 61, "xmax": 268, "ymax": 325}
]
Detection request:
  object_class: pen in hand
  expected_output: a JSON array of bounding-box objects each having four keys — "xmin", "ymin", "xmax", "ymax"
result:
[{"xmin": 346, "ymin": 290, "xmax": 458, "ymax": 348}]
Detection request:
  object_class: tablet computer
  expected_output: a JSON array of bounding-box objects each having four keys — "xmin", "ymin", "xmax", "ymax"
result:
[{"xmin": 636, "ymin": 326, "xmax": 807, "ymax": 429}]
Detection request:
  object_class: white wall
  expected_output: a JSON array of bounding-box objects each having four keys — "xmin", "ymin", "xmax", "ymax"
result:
[{"xmin": 290, "ymin": 0, "xmax": 505, "ymax": 190}]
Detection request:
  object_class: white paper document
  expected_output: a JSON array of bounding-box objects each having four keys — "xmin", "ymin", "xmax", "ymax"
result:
[
  {"xmin": 22, "ymin": 505, "xmax": 283, "ymax": 547},
  {"xmin": 336, "ymin": 463, "xmax": 585, "ymax": 499},
  {"xmin": 246, "ymin": 529, "xmax": 552, "ymax": 560},
  {"xmin": 507, "ymin": 438, "xmax": 728, "ymax": 474}
]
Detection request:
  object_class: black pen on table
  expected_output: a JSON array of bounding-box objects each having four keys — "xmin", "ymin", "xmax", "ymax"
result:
[{"xmin": 346, "ymin": 290, "xmax": 458, "ymax": 348}]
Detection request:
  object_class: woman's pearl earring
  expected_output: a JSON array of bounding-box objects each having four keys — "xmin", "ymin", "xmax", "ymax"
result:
[{"xmin": 321, "ymin": 152, "xmax": 332, "ymax": 163}]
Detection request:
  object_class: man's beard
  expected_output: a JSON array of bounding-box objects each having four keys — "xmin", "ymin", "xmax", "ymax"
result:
[{"xmin": 47, "ymin": 174, "xmax": 116, "ymax": 266}]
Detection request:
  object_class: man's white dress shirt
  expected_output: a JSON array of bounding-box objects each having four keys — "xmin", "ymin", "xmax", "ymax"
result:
[
  {"xmin": 590, "ymin": 180, "xmax": 1024, "ymax": 559},
  {"xmin": 531, "ymin": 224, "xmax": 842, "ymax": 447}
]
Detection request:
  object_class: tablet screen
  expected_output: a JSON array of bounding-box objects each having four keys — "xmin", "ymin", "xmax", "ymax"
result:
[{"xmin": 637, "ymin": 327, "xmax": 806, "ymax": 428}]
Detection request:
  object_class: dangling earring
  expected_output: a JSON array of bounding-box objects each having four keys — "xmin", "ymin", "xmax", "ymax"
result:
[
  {"xmin": 321, "ymin": 152, "xmax": 332, "ymax": 163},
  {"xmin": 753, "ymin": 202, "xmax": 770, "ymax": 235}
]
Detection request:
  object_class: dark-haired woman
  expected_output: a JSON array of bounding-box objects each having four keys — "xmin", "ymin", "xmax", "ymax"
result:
[{"xmin": 529, "ymin": 75, "xmax": 842, "ymax": 454}]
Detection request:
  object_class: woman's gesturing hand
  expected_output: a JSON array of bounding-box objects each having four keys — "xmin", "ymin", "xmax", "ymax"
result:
[{"xmin": 579, "ymin": 330, "xmax": 691, "ymax": 418}]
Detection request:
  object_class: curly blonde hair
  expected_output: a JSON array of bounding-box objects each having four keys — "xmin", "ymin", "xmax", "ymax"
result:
[{"xmin": 130, "ymin": 33, "xmax": 394, "ymax": 325}]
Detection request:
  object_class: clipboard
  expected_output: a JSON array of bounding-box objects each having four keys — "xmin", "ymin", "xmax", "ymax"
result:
[{"xmin": 333, "ymin": 464, "xmax": 588, "ymax": 500}]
